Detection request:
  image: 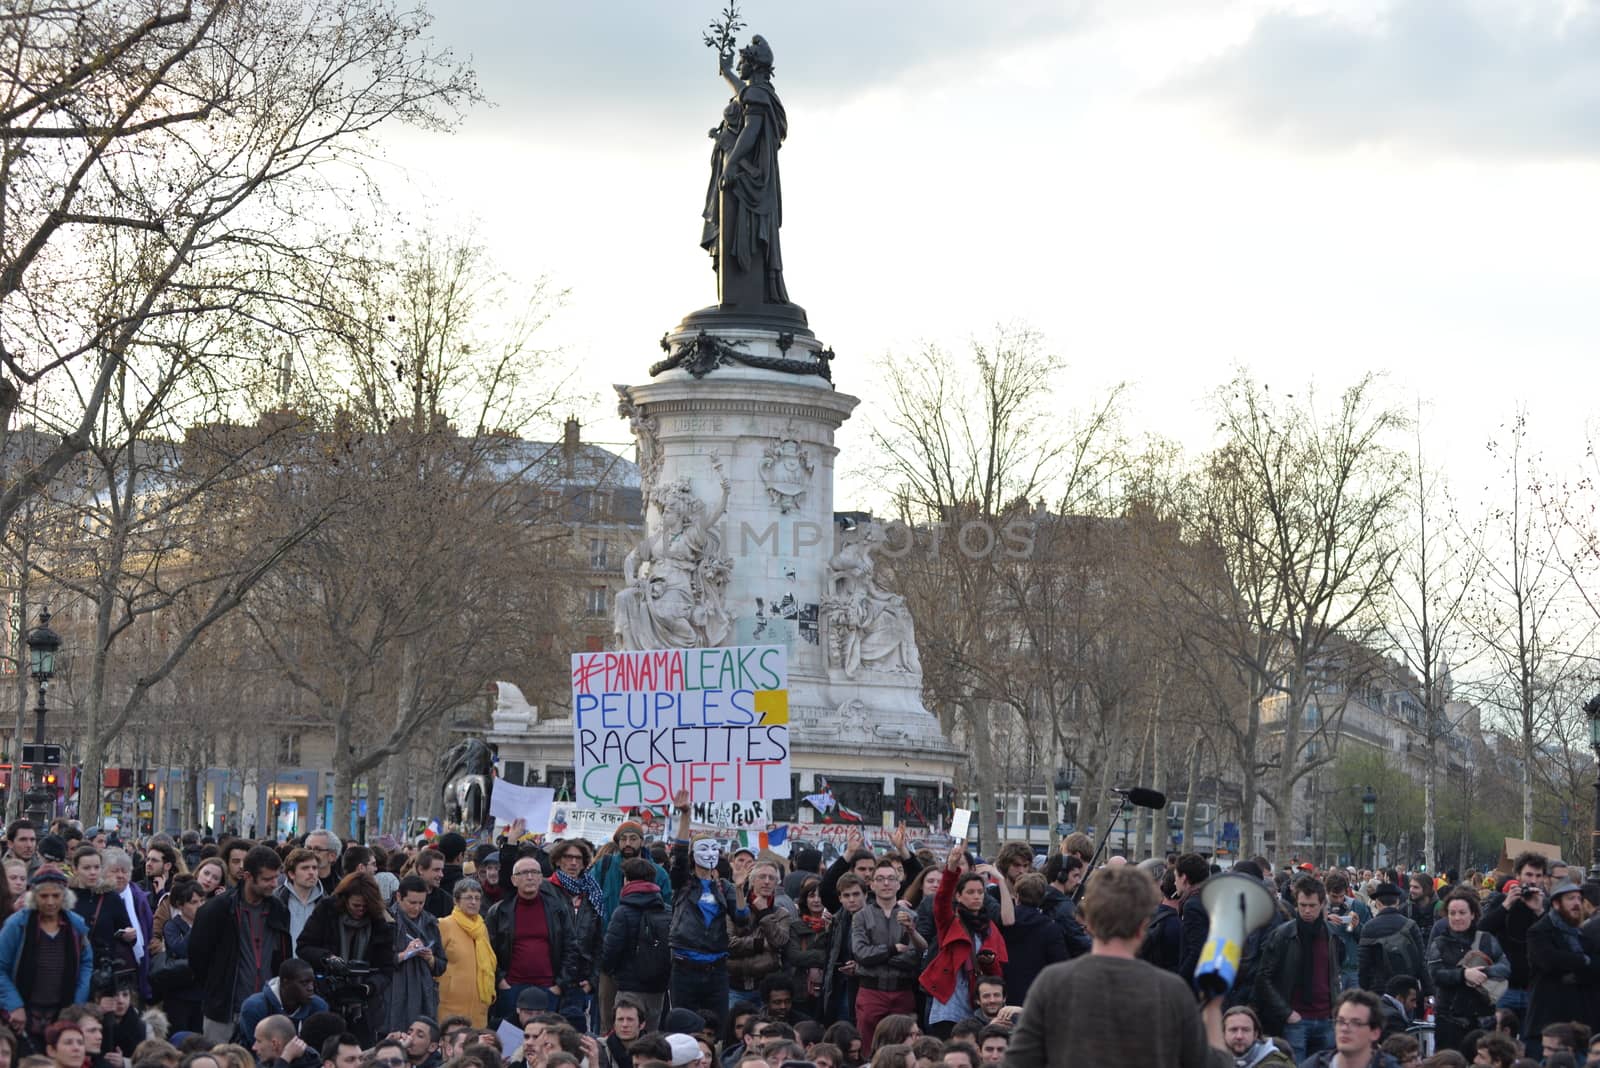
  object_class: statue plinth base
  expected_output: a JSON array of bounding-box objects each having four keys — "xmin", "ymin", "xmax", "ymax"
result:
[
  {"xmin": 677, "ymin": 300, "xmax": 811, "ymax": 338},
  {"xmin": 620, "ymin": 320, "xmax": 960, "ymax": 788}
]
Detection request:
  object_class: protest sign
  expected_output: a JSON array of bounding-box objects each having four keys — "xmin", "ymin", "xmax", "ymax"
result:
[
  {"xmin": 570, "ymin": 645, "xmax": 791, "ymax": 806},
  {"xmin": 692, "ymin": 800, "xmax": 771, "ymax": 831},
  {"xmin": 549, "ymin": 805, "xmax": 635, "ymax": 845},
  {"xmin": 488, "ymin": 780, "xmax": 554, "ymax": 832}
]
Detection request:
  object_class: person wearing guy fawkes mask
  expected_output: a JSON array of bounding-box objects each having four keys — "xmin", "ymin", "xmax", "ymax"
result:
[{"xmin": 667, "ymin": 788, "xmax": 747, "ymax": 1016}]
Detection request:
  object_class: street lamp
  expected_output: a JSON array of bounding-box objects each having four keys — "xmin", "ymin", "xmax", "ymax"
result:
[
  {"xmin": 24, "ymin": 608, "xmax": 60, "ymax": 745},
  {"xmin": 1053, "ymin": 766, "xmax": 1075, "ymax": 837},
  {"xmin": 23, "ymin": 608, "xmax": 61, "ymax": 824},
  {"xmin": 1361, "ymin": 786, "xmax": 1377, "ymax": 871},
  {"xmin": 1583, "ymin": 694, "xmax": 1600, "ymax": 879}
]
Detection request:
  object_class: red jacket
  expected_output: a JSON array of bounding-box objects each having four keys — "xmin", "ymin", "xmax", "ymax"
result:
[{"xmin": 918, "ymin": 868, "xmax": 1007, "ymax": 1003}]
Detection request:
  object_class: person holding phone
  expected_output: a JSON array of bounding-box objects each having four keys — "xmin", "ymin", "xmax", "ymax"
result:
[
  {"xmin": 850, "ymin": 859, "xmax": 925, "ymax": 1044},
  {"xmin": 920, "ymin": 845, "xmax": 1010, "ymax": 1041}
]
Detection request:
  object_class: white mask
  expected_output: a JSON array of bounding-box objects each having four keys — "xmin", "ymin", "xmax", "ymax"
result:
[{"xmin": 692, "ymin": 840, "xmax": 721, "ymax": 870}]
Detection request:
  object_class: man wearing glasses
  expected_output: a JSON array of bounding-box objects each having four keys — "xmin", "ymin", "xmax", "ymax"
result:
[
  {"xmin": 1297, "ymin": 990, "xmax": 1395, "ymax": 1068},
  {"xmin": 849, "ymin": 858, "xmax": 925, "ymax": 1045},
  {"xmin": 591, "ymin": 819, "xmax": 672, "ymax": 1031},
  {"xmin": 372, "ymin": 1040, "xmax": 408, "ymax": 1068},
  {"xmin": 486, "ymin": 856, "xmax": 581, "ymax": 1026},
  {"xmin": 304, "ymin": 830, "xmax": 343, "ymax": 895}
]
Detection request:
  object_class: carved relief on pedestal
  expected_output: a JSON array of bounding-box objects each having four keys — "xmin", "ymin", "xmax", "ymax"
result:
[
  {"xmin": 759, "ymin": 435, "xmax": 814, "ymax": 514},
  {"xmin": 613, "ymin": 453, "xmax": 734, "ymax": 650},
  {"xmin": 615, "ymin": 384, "xmax": 662, "ymax": 509},
  {"xmin": 822, "ymin": 523, "xmax": 923, "ymax": 680}
]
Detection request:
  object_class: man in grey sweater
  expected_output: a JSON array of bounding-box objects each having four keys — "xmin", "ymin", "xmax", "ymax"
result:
[{"xmin": 1003, "ymin": 863, "xmax": 1232, "ymax": 1068}]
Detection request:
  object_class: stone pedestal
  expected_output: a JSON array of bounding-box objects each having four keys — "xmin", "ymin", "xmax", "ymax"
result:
[{"xmin": 614, "ymin": 321, "xmax": 960, "ymax": 787}]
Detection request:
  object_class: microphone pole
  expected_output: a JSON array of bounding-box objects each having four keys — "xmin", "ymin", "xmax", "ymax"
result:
[
  {"xmin": 1072, "ymin": 786, "xmax": 1168, "ymax": 902},
  {"xmin": 1073, "ymin": 793, "xmax": 1129, "ymax": 903}
]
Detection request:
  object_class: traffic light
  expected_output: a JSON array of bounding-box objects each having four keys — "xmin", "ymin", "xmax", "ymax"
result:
[
  {"xmin": 43, "ymin": 772, "xmax": 57, "ymax": 789},
  {"xmin": 138, "ymin": 781, "xmax": 153, "ymax": 804}
]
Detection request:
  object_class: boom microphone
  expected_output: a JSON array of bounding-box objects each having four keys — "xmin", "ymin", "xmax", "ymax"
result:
[{"xmin": 1111, "ymin": 786, "xmax": 1167, "ymax": 810}]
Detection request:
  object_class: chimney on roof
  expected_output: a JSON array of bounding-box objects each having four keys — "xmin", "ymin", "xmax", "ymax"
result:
[{"xmin": 563, "ymin": 416, "xmax": 580, "ymax": 475}]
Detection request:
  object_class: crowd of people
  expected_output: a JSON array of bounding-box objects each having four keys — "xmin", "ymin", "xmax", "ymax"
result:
[
  {"xmin": 1031, "ymin": 843, "xmax": 1600, "ymax": 1068},
  {"xmin": 1, "ymin": 792, "xmax": 1597, "ymax": 1068}
]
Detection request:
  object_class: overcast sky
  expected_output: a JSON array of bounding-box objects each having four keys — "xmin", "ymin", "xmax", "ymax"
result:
[{"xmin": 372, "ymin": 0, "xmax": 1600, "ymax": 510}]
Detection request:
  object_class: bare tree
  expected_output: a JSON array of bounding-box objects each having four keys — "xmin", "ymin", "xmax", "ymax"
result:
[
  {"xmin": 246, "ymin": 426, "xmax": 580, "ymax": 835},
  {"xmin": 1468, "ymin": 414, "xmax": 1593, "ymax": 838},
  {"xmin": 1384, "ymin": 409, "xmax": 1480, "ymax": 872},
  {"xmin": 869, "ymin": 327, "xmax": 1124, "ymax": 850},
  {"xmin": 1176, "ymin": 375, "xmax": 1404, "ymax": 864},
  {"xmin": 0, "ymin": 0, "xmax": 478, "ymax": 543}
]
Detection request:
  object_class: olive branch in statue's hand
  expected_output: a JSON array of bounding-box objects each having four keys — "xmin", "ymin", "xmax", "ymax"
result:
[{"xmin": 702, "ymin": 4, "xmax": 745, "ymax": 63}]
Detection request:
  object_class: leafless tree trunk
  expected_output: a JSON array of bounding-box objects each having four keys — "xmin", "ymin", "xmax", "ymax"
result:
[{"xmin": 0, "ymin": 0, "xmax": 479, "ymax": 546}]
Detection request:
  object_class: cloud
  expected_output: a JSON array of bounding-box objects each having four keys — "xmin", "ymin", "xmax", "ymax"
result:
[
  {"xmin": 423, "ymin": 0, "xmax": 1092, "ymax": 143},
  {"xmin": 1175, "ymin": 0, "xmax": 1600, "ymax": 157}
]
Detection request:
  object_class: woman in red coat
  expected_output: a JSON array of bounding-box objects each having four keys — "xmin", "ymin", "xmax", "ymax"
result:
[{"xmin": 920, "ymin": 843, "xmax": 1011, "ymax": 1039}]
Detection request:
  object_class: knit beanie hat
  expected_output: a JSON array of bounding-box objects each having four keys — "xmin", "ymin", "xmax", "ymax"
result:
[{"xmin": 614, "ymin": 820, "xmax": 644, "ymax": 841}]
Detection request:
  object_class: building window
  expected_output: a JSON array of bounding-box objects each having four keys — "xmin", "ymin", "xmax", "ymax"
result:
[
  {"xmin": 277, "ymin": 733, "xmax": 300, "ymax": 765},
  {"xmin": 586, "ymin": 587, "xmax": 609, "ymax": 617},
  {"xmin": 589, "ymin": 538, "xmax": 609, "ymax": 570}
]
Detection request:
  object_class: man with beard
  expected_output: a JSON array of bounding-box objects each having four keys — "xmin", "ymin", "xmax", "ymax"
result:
[
  {"xmin": 1221, "ymin": 1007, "xmax": 1292, "ymax": 1067},
  {"xmin": 1522, "ymin": 881, "xmax": 1598, "ymax": 1053},
  {"xmin": 591, "ymin": 820, "xmax": 671, "ymax": 1030}
]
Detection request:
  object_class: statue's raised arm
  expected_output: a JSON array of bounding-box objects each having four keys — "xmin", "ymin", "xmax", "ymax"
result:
[{"xmin": 704, "ymin": 450, "xmax": 732, "ymax": 528}]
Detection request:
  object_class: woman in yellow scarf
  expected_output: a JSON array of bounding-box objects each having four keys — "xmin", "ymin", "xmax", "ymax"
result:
[{"xmin": 438, "ymin": 877, "xmax": 497, "ymax": 1027}]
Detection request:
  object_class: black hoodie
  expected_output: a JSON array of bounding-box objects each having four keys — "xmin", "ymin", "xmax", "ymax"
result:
[{"xmin": 601, "ymin": 883, "xmax": 671, "ymax": 992}]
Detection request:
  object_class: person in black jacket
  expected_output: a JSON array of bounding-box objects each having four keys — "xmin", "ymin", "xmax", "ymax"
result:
[
  {"xmin": 295, "ymin": 872, "xmax": 396, "ymax": 1044},
  {"xmin": 600, "ymin": 857, "xmax": 671, "ymax": 1027},
  {"xmin": 189, "ymin": 845, "xmax": 294, "ymax": 1045},
  {"xmin": 1426, "ymin": 890, "xmax": 1509, "ymax": 1054},
  {"xmin": 996, "ymin": 874, "xmax": 1065, "ymax": 1006},
  {"xmin": 485, "ymin": 851, "xmax": 580, "ymax": 1026},
  {"xmin": 1253, "ymin": 875, "xmax": 1344, "ymax": 1063},
  {"xmin": 666, "ymin": 789, "xmax": 745, "ymax": 1017},
  {"xmin": 1039, "ymin": 856, "xmax": 1089, "ymax": 960},
  {"xmin": 1358, "ymin": 883, "xmax": 1430, "ymax": 998},
  {"xmin": 546, "ymin": 839, "xmax": 602, "ymax": 1021},
  {"xmin": 155, "ymin": 879, "xmax": 206, "ymax": 1033},
  {"xmin": 1173, "ymin": 853, "xmax": 1212, "ymax": 986},
  {"xmin": 1140, "ymin": 869, "xmax": 1182, "ymax": 972},
  {"xmin": 1478, "ymin": 851, "xmax": 1549, "ymax": 1020},
  {"xmin": 821, "ymin": 874, "xmax": 865, "ymax": 1025},
  {"xmin": 1520, "ymin": 881, "xmax": 1600, "ymax": 1049}
]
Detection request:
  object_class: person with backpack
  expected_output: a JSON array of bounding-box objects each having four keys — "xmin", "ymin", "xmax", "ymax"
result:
[
  {"xmin": 588, "ymin": 820, "xmax": 670, "ymax": 1032},
  {"xmin": 1358, "ymin": 883, "xmax": 1430, "ymax": 999},
  {"xmin": 601, "ymin": 857, "xmax": 672, "ymax": 1028}
]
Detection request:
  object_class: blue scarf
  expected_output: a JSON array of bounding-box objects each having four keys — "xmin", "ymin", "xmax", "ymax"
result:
[
  {"xmin": 554, "ymin": 870, "xmax": 605, "ymax": 915},
  {"xmin": 1551, "ymin": 908, "xmax": 1588, "ymax": 958}
]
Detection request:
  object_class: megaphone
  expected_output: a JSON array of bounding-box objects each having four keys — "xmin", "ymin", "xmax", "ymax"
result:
[{"xmin": 1194, "ymin": 871, "xmax": 1277, "ymax": 997}]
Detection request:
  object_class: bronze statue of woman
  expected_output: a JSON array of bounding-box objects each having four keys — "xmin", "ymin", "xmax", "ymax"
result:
[{"xmin": 701, "ymin": 35, "xmax": 790, "ymax": 309}]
